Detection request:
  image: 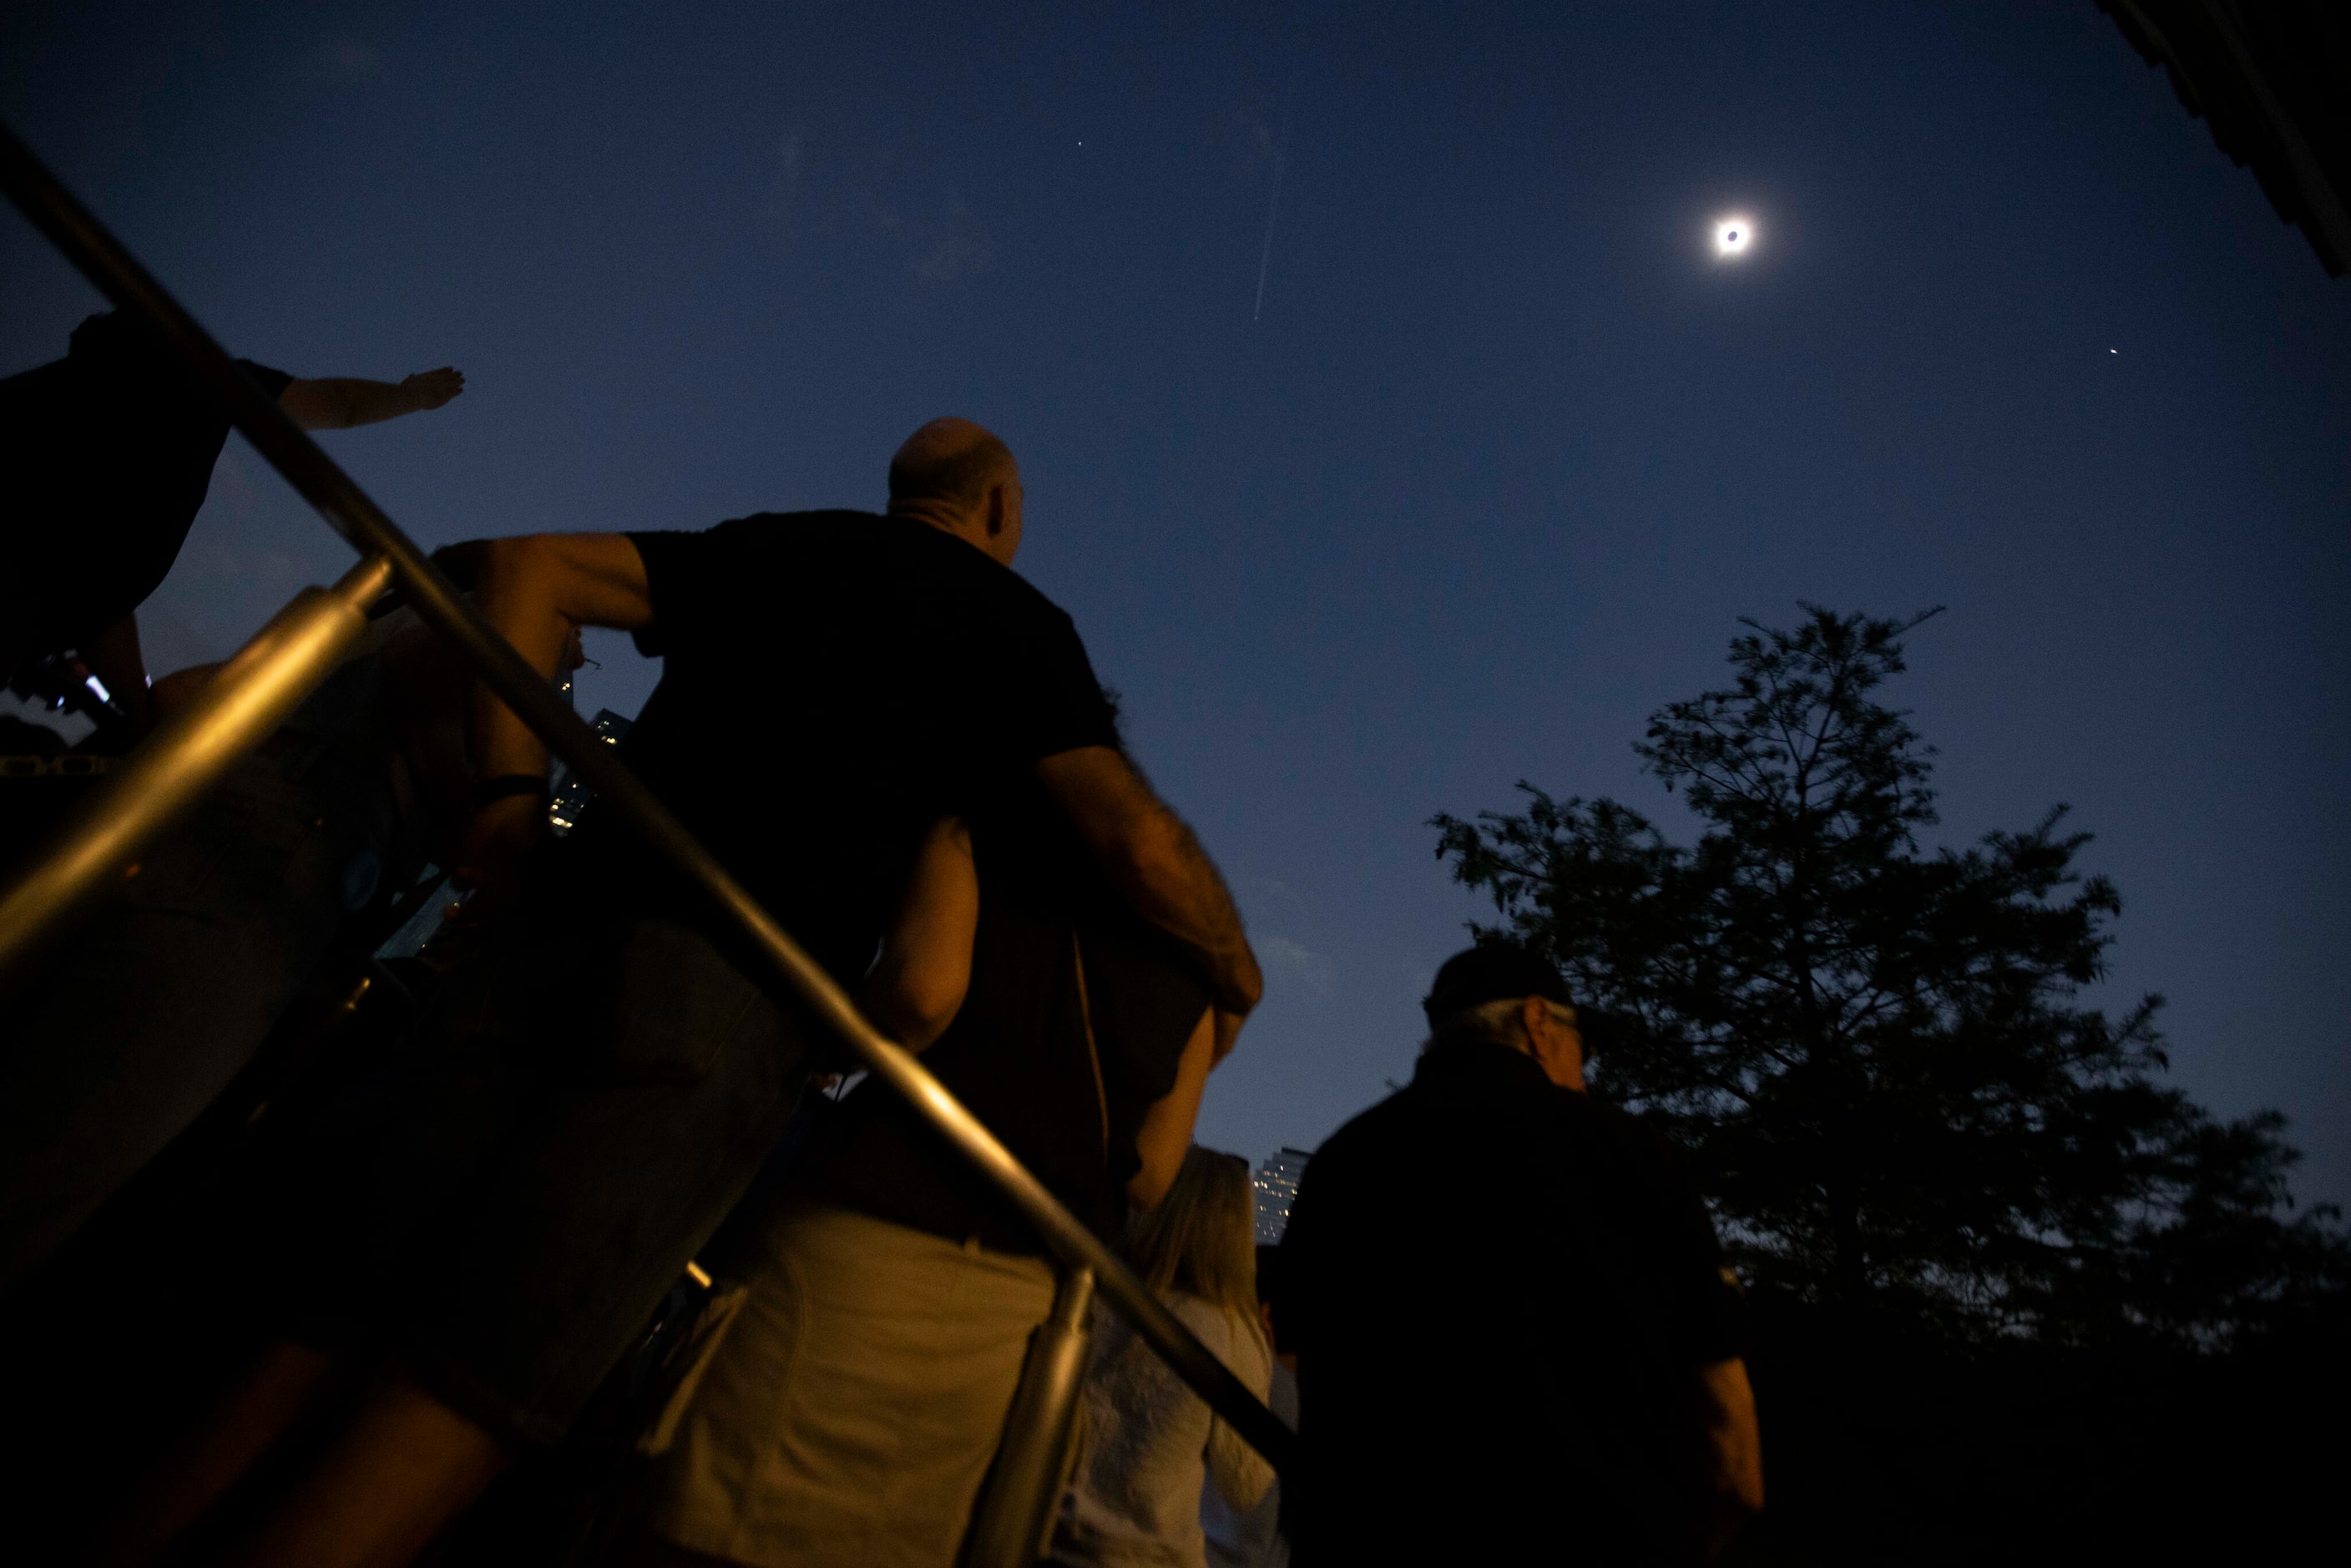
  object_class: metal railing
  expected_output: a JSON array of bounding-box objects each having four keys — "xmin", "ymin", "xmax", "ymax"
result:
[{"xmin": 0, "ymin": 122, "xmax": 1295, "ymax": 1564}]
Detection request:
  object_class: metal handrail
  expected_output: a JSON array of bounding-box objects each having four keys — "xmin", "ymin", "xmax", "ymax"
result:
[
  {"xmin": 965, "ymin": 1266, "xmax": 1098, "ymax": 1565},
  {"xmin": 0, "ymin": 556, "xmax": 392, "ymax": 974},
  {"xmin": 0, "ymin": 122, "xmax": 1296, "ymax": 1480}
]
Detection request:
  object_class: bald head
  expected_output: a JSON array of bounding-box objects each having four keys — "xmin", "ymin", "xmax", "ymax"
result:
[
  {"xmin": 889, "ymin": 417, "xmax": 1017, "ymax": 511},
  {"xmin": 887, "ymin": 417, "xmax": 1024, "ymax": 564}
]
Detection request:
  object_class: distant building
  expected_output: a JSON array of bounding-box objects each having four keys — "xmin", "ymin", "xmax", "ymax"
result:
[
  {"xmin": 1253, "ymin": 1146, "xmax": 1312, "ymax": 1244},
  {"xmin": 548, "ymin": 707, "xmax": 635, "ymax": 835}
]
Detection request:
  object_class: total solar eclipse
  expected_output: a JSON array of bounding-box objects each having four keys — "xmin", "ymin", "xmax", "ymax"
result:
[{"xmin": 1714, "ymin": 216, "xmax": 1754, "ymax": 257}]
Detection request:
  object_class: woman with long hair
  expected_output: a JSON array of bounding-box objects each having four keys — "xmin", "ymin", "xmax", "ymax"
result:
[{"xmin": 1054, "ymin": 1146, "xmax": 1275, "ymax": 1567}]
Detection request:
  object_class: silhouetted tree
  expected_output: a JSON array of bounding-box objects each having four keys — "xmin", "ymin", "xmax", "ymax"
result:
[{"xmin": 1433, "ymin": 607, "xmax": 2346, "ymax": 1344}]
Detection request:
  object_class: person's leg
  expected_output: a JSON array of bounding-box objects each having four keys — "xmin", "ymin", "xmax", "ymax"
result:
[
  {"xmin": 393, "ymin": 917, "xmax": 815, "ymax": 1449},
  {"xmin": 228, "ymin": 1374, "xmax": 510, "ymax": 1568},
  {"xmin": 215, "ymin": 913, "xmax": 810, "ymax": 1565},
  {"xmin": 93, "ymin": 1341, "xmax": 337, "ymax": 1568}
]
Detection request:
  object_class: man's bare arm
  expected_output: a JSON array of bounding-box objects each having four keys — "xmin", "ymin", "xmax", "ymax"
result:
[
  {"xmin": 1033, "ymin": 746, "xmax": 1263, "ymax": 1020},
  {"xmin": 859, "ymin": 817, "xmax": 978, "ymax": 1052},
  {"xmin": 1696, "ymin": 1356, "xmax": 1764, "ymax": 1560},
  {"xmin": 278, "ymin": 368, "xmax": 464, "ymax": 431},
  {"xmin": 1130, "ymin": 1009, "xmax": 1217, "ymax": 1209},
  {"xmin": 457, "ymin": 533, "xmax": 654, "ymax": 900}
]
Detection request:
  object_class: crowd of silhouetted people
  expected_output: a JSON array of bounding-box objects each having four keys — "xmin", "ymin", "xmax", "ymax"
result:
[{"xmin": 2, "ymin": 307, "xmax": 1760, "ymax": 1567}]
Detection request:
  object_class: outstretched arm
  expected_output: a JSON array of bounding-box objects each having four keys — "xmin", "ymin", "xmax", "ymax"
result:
[
  {"xmin": 1033, "ymin": 746, "xmax": 1263, "ymax": 1027},
  {"xmin": 458, "ymin": 533, "xmax": 655, "ymax": 903},
  {"xmin": 278, "ymin": 367, "xmax": 464, "ymax": 430}
]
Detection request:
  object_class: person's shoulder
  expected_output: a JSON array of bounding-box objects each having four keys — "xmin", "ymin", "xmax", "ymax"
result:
[
  {"xmin": 1573, "ymin": 1096, "xmax": 1704, "ymax": 1193},
  {"xmin": 871, "ymin": 518, "xmax": 1069, "ymax": 614},
  {"xmin": 1168, "ymin": 1290, "xmax": 1228, "ymax": 1338},
  {"xmin": 1304, "ymin": 1085, "xmax": 1423, "ymax": 1175},
  {"xmin": 1577, "ymin": 1095, "xmax": 1669, "ymax": 1153},
  {"xmin": 990, "ymin": 558, "xmax": 1072, "ymax": 613},
  {"xmin": 1168, "ymin": 1293, "xmax": 1263, "ymax": 1369},
  {"xmin": 940, "ymin": 543, "xmax": 1076, "ymax": 628},
  {"xmin": 641, "ymin": 509, "xmax": 880, "ymax": 564},
  {"xmin": 700, "ymin": 508, "xmax": 880, "ymax": 542},
  {"xmin": 63, "ymin": 311, "xmax": 176, "ymax": 379}
]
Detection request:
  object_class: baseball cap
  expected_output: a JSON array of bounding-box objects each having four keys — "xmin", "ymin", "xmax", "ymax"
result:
[
  {"xmin": 1423, "ymin": 944, "xmax": 1573, "ymax": 1023},
  {"xmin": 1421, "ymin": 943, "xmax": 1631, "ymax": 1055}
]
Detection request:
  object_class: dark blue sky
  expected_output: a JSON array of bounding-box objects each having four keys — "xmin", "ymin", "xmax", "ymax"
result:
[{"xmin": 6, "ymin": 2, "xmax": 2345, "ymax": 1206}]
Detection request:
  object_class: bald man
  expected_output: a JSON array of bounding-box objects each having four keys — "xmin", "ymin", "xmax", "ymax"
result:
[{"xmin": 155, "ymin": 419, "xmax": 1262, "ymax": 1568}]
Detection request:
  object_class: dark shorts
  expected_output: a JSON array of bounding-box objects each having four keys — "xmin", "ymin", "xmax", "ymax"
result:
[{"xmin": 290, "ymin": 902, "xmax": 814, "ymax": 1447}]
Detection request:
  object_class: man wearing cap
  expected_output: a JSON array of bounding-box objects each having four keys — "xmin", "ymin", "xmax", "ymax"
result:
[{"xmin": 1277, "ymin": 944, "xmax": 1762, "ymax": 1565}]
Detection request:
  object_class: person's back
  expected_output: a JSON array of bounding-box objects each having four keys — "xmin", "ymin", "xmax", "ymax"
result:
[
  {"xmin": 806, "ymin": 779, "xmax": 1210, "ymax": 1249},
  {"xmin": 1198, "ymin": 1356, "xmax": 1293, "ymax": 1568},
  {"xmin": 2, "ymin": 312, "xmax": 292, "ymax": 679},
  {"xmin": 1279, "ymin": 948, "xmax": 1754, "ymax": 1565},
  {"xmin": 1062, "ymin": 1292, "xmax": 1272, "ymax": 1568},
  {"xmin": 572, "ymin": 508, "xmax": 1112, "ymax": 985},
  {"xmin": 1055, "ymin": 1147, "xmax": 1274, "ymax": 1568}
]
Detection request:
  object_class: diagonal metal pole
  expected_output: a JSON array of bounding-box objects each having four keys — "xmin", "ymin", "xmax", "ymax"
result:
[
  {"xmin": 963, "ymin": 1266, "xmax": 1096, "ymax": 1567},
  {"xmin": 0, "ymin": 556, "xmax": 392, "ymax": 982},
  {"xmin": 0, "ymin": 122, "xmax": 1296, "ymax": 1476}
]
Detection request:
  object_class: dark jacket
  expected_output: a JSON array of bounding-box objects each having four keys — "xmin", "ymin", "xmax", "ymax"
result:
[{"xmin": 1278, "ymin": 1040, "xmax": 1743, "ymax": 1565}]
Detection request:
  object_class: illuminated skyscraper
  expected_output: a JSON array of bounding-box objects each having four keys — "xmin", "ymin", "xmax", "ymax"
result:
[
  {"xmin": 1252, "ymin": 1146, "xmax": 1312, "ymax": 1244},
  {"xmin": 548, "ymin": 708, "xmax": 635, "ymax": 835}
]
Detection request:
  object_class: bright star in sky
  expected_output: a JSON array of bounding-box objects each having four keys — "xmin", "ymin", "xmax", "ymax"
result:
[{"xmin": 1714, "ymin": 215, "xmax": 1755, "ymax": 258}]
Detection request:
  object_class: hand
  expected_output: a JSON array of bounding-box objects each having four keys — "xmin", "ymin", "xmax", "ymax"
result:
[
  {"xmin": 402, "ymin": 367, "xmax": 466, "ymax": 411},
  {"xmin": 452, "ymin": 792, "xmax": 544, "ymax": 913}
]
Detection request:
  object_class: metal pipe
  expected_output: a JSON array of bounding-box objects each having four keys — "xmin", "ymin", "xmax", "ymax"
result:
[
  {"xmin": 963, "ymin": 1266, "xmax": 1096, "ymax": 1567},
  {"xmin": 0, "ymin": 120, "xmax": 1297, "ymax": 1475},
  {"xmin": 0, "ymin": 556, "xmax": 393, "ymax": 987}
]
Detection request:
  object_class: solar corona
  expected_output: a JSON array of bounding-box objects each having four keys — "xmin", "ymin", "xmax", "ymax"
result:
[{"xmin": 1714, "ymin": 215, "xmax": 1754, "ymax": 257}]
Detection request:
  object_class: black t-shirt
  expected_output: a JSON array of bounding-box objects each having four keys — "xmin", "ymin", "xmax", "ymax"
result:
[
  {"xmin": 563, "ymin": 510, "xmax": 1121, "ymax": 988},
  {"xmin": 801, "ymin": 780, "xmax": 1210, "ymax": 1252},
  {"xmin": 1278, "ymin": 1041, "xmax": 1745, "ymax": 1565},
  {"xmin": 0, "ymin": 312, "xmax": 293, "ymax": 675}
]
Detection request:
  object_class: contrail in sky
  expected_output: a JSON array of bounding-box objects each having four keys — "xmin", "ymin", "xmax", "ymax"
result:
[{"xmin": 1252, "ymin": 151, "xmax": 1285, "ymax": 322}]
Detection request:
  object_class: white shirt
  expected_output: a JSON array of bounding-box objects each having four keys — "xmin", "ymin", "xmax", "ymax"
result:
[
  {"xmin": 1201, "ymin": 1358, "xmax": 1297, "ymax": 1568},
  {"xmin": 1054, "ymin": 1292, "xmax": 1276, "ymax": 1568}
]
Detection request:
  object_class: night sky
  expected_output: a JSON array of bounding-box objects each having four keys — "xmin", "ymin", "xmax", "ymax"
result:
[{"xmin": 4, "ymin": 3, "xmax": 2345, "ymax": 1207}]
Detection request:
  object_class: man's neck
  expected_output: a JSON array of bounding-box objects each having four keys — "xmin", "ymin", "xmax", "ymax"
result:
[
  {"xmin": 1421, "ymin": 1034, "xmax": 1585, "ymax": 1093},
  {"xmin": 887, "ymin": 501, "xmax": 983, "ymax": 549}
]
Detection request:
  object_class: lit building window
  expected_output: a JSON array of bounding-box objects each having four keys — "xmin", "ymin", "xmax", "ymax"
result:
[{"xmin": 1252, "ymin": 1146, "xmax": 1312, "ymax": 1244}]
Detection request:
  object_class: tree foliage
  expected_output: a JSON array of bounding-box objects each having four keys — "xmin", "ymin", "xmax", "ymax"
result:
[{"xmin": 1433, "ymin": 607, "xmax": 2346, "ymax": 1343}]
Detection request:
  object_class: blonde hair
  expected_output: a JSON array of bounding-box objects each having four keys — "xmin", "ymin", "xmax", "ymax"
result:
[{"xmin": 1125, "ymin": 1146, "xmax": 1262, "ymax": 1335}]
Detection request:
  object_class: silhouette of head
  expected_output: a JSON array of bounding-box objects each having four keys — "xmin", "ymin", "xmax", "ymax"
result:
[
  {"xmin": 887, "ymin": 417, "xmax": 1024, "ymax": 565},
  {"xmin": 1422, "ymin": 943, "xmax": 1587, "ymax": 1090}
]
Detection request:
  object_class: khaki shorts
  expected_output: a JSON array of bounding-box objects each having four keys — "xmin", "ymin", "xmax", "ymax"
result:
[{"xmin": 643, "ymin": 1201, "xmax": 1058, "ymax": 1567}]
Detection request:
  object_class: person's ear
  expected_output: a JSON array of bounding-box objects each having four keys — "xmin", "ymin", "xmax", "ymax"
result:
[
  {"xmin": 1523, "ymin": 997, "xmax": 1585, "ymax": 1089},
  {"xmin": 981, "ymin": 481, "xmax": 1008, "ymax": 539}
]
